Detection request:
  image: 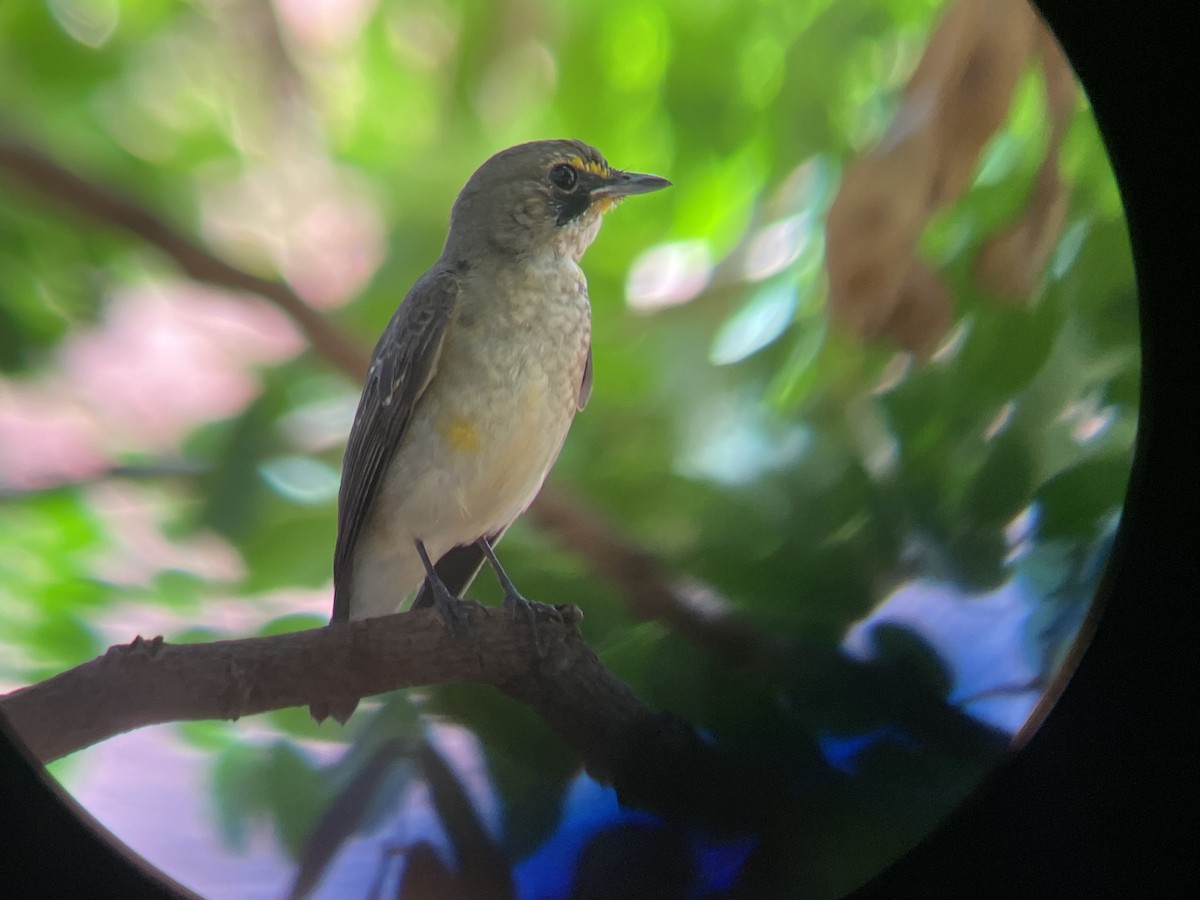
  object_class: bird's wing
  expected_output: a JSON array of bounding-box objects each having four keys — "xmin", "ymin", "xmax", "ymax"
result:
[
  {"xmin": 331, "ymin": 268, "xmax": 460, "ymax": 622},
  {"xmin": 577, "ymin": 342, "xmax": 593, "ymax": 411}
]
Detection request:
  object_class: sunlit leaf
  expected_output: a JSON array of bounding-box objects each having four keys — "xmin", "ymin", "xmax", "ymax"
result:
[
  {"xmin": 768, "ymin": 320, "xmax": 828, "ymax": 410},
  {"xmin": 258, "ymin": 455, "xmax": 340, "ymax": 507},
  {"xmin": 709, "ymin": 279, "xmax": 798, "ymax": 365}
]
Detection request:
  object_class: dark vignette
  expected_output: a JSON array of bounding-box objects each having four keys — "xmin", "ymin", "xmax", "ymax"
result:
[{"xmin": 2, "ymin": 0, "xmax": 1197, "ymax": 897}]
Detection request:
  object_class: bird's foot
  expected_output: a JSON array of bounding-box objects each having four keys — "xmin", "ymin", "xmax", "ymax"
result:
[
  {"xmin": 502, "ymin": 590, "xmax": 562, "ymax": 657},
  {"xmin": 413, "ymin": 538, "xmax": 483, "ymax": 669},
  {"xmin": 427, "ymin": 578, "xmax": 477, "ymax": 644}
]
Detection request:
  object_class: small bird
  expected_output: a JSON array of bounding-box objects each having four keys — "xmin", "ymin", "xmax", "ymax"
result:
[{"xmin": 312, "ymin": 140, "xmax": 669, "ymax": 723}]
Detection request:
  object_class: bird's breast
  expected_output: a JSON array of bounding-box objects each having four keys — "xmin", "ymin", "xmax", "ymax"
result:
[
  {"xmin": 445, "ymin": 266, "xmax": 589, "ymax": 454},
  {"xmin": 454, "ymin": 256, "xmax": 592, "ymax": 403},
  {"xmin": 396, "ymin": 258, "xmax": 590, "ymax": 534}
]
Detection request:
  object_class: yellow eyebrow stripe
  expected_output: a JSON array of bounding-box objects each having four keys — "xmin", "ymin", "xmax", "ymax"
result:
[{"xmin": 567, "ymin": 156, "xmax": 612, "ymax": 178}]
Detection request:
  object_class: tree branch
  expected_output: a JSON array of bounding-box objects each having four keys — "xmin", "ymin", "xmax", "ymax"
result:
[
  {"xmin": 0, "ymin": 603, "xmax": 796, "ymax": 826},
  {"xmin": 0, "ymin": 134, "xmax": 369, "ymax": 381},
  {"xmin": 0, "ymin": 604, "xmax": 574, "ymax": 765}
]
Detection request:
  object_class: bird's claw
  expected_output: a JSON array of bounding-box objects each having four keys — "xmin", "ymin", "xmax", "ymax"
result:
[
  {"xmin": 503, "ymin": 591, "xmax": 556, "ymax": 657},
  {"xmin": 433, "ymin": 592, "xmax": 485, "ymax": 671},
  {"xmin": 430, "ymin": 584, "xmax": 476, "ymax": 641}
]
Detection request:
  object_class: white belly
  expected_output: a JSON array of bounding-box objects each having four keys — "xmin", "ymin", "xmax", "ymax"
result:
[{"xmin": 387, "ymin": 363, "xmax": 575, "ymax": 549}]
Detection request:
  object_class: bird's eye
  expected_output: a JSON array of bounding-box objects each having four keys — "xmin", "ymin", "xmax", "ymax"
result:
[{"xmin": 549, "ymin": 164, "xmax": 578, "ymax": 191}]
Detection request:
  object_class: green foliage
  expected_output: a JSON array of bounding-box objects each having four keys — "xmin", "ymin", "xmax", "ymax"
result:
[
  {"xmin": 1, "ymin": 0, "xmax": 1136, "ymax": 895},
  {"xmin": 0, "ymin": 491, "xmax": 109, "ymax": 679},
  {"xmin": 212, "ymin": 740, "xmax": 333, "ymax": 857},
  {"xmin": 1036, "ymin": 455, "xmax": 1131, "ymax": 541}
]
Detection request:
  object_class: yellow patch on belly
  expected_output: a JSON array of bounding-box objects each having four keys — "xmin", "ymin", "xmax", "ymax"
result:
[{"xmin": 438, "ymin": 415, "xmax": 482, "ymax": 453}]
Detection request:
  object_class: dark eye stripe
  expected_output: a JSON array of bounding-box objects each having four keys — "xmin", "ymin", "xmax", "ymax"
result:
[{"xmin": 554, "ymin": 189, "xmax": 591, "ymax": 226}]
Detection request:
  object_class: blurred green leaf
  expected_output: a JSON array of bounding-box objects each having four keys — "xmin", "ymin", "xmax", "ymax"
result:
[
  {"xmin": 258, "ymin": 455, "xmax": 341, "ymax": 507},
  {"xmin": 768, "ymin": 319, "xmax": 828, "ymax": 410},
  {"xmin": 1035, "ymin": 455, "xmax": 1131, "ymax": 541},
  {"xmin": 177, "ymin": 719, "xmax": 237, "ymax": 752},
  {"xmin": 239, "ymin": 509, "xmax": 335, "ymax": 592},
  {"xmin": 150, "ymin": 570, "xmax": 206, "ymax": 610},
  {"xmin": 710, "ymin": 278, "xmax": 798, "ymax": 365},
  {"xmin": 952, "ymin": 299, "xmax": 1065, "ymax": 412},
  {"xmin": 1103, "ymin": 365, "xmax": 1140, "ymax": 410},
  {"xmin": 195, "ymin": 387, "xmax": 291, "ymax": 545},
  {"xmin": 962, "ymin": 431, "xmax": 1037, "ymax": 526},
  {"xmin": 28, "ymin": 612, "xmax": 101, "ymax": 667},
  {"xmin": 263, "ymin": 742, "xmax": 331, "ymax": 859},
  {"xmin": 259, "ymin": 613, "xmax": 326, "ymax": 637},
  {"xmin": 211, "ymin": 743, "xmax": 267, "ymax": 852},
  {"xmin": 172, "ymin": 626, "xmax": 224, "ymax": 645}
]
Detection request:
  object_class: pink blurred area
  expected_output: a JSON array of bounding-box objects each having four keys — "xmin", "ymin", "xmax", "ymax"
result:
[
  {"xmin": 0, "ymin": 281, "xmax": 303, "ymax": 490},
  {"xmin": 81, "ymin": 479, "xmax": 246, "ymax": 588},
  {"xmin": 59, "ymin": 718, "xmax": 491, "ymax": 900},
  {"xmin": 63, "ymin": 727, "xmax": 295, "ymax": 898},
  {"xmin": 272, "ymin": 0, "xmax": 378, "ymax": 52},
  {"xmin": 199, "ymin": 159, "xmax": 386, "ymax": 310}
]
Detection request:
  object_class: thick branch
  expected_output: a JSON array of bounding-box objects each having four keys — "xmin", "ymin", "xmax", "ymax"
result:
[
  {"xmin": 0, "ymin": 603, "xmax": 641, "ymax": 774},
  {"xmin": 0, "ymin": 603, "xmax": 789, "ymax": 825},
  {"xmin": 0, "ymin": 134, "xmax": 369, "ymax": 381},
  {"xmin": 0, "ymin": 605, "xmax": 580, "ymax": 763}
]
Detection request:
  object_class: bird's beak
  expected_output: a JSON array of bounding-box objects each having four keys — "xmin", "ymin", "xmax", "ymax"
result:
[{"xmin": 594, "ymin": 170, "xmax": 672, "ymax": 199}]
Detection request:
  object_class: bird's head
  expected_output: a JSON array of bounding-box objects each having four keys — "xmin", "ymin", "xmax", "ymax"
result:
[{"xmin": 444, "ymin": 139, "xmax": 670, "ymax": 263}]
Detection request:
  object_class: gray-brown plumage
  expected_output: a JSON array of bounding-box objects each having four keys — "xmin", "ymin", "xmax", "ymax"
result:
[{"xmin": 312, "ymin": 140, "xmax": 669, "ymax": 723}]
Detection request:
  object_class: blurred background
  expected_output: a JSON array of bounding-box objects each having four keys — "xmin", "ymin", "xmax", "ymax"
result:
[{"xmin": 0, "ymin": 0, "xmax": 1136, "ymax": 897}]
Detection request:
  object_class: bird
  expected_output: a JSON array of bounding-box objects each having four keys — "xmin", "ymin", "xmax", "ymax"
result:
[{"xmin": 311, "ymin": 139, "xmax": 670, "ymax": 724}]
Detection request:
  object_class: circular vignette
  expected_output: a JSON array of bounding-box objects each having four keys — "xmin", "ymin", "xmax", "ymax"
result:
[
  {"xmin": 1, "ymin": 1, "xmax": 1195, "ymax": 897},
  {"xmin": 0, "ymin": 716, "xmax": 196, "ymax": 897},
  {"xmin": 854, "ymin": 0, "xmax": 1198, "ymax": 895}
]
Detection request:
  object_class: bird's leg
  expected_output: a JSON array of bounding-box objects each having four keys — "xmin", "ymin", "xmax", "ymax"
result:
[
  {"xmin": 476, "ymin": 537, "xmax": 556, "ymax": 656},
  {"xmin": 414, "ymin": 539, "xmax": 474, "ymax": 642}
]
